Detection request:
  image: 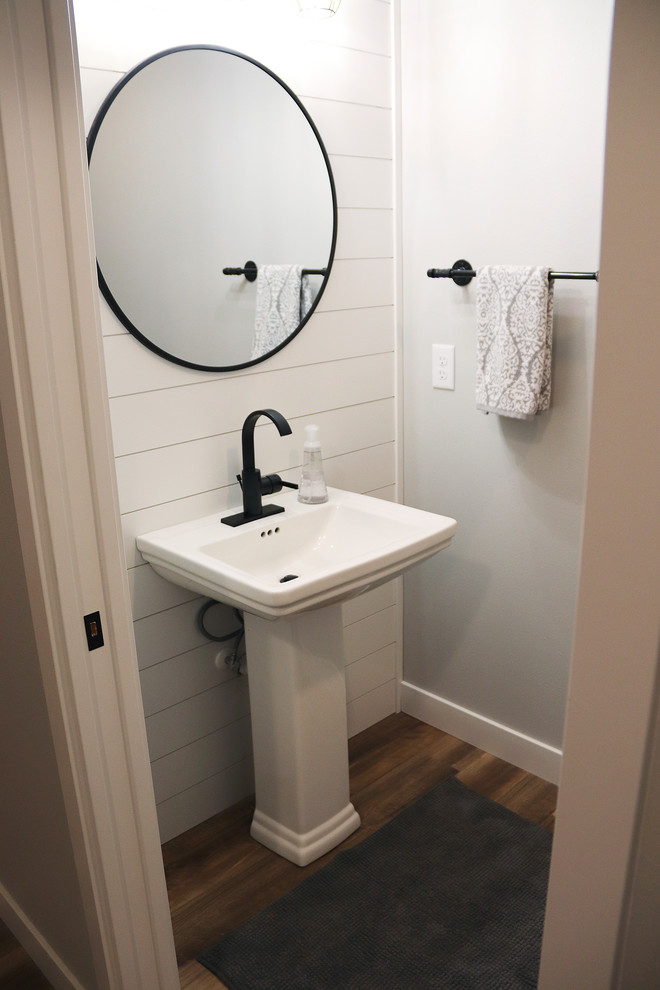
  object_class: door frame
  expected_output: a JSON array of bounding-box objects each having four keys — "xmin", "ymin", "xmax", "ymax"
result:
[
  {"xmin": 0, "ymin": 1, "xmax": 179, "ymax": 986},
  {"xmin": 538, "ymin": 0, "xmax": 660, "ymax": 984}
]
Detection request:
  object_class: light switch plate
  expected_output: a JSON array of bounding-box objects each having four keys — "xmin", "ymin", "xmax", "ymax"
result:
[{"xmin": 432, "ymin": 344, "xmax": 455, "ymax": 390}]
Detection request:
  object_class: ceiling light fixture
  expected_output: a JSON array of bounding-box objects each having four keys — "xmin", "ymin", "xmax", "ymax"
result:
[{"xmin": 297, "ymin": 0, "xmax": 342, "ymax": 18}]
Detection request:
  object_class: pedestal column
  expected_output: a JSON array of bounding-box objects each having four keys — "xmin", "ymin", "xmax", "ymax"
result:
[{"xmin": 243, "ymin": 603, "xmax": 360, "ymax": 866}]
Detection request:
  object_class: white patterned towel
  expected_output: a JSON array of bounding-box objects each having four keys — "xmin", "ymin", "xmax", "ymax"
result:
[
  {"xmin": 475, "ymin": 266, "xmax": 554, "ymax": 419},
  {"xmin": 251, "ymin": 265, "xmax": 312, "ymax": 360}
]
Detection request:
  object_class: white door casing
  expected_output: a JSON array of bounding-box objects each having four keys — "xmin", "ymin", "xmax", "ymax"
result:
[{"xmin": 0, "ymin": 1, "xmax": 179, "ymax": 986}]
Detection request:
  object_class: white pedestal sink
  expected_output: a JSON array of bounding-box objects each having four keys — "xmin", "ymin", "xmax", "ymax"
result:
[{"xmin": 137, "ymin": 488, "xmax": 456, "ymax": 865}]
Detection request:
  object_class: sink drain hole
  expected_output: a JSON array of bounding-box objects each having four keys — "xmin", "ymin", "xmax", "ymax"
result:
[{"xmin": 279, "ymin": 574, "xmax": 299, "ymax": 583}]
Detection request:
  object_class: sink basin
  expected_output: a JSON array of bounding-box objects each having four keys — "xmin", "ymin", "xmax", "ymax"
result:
[
  {"xmin": 136, "ymin": 487, "xmax": 456, "ymax": 619},
  {"xmin": 137, "ymin": 487, "xmax": 456, "ymax": 866}
]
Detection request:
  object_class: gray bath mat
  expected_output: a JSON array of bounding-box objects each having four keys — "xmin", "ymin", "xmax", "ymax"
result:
[{"xmin": 198, "ymin": 776, "xmax": 552, "ymax": 989}]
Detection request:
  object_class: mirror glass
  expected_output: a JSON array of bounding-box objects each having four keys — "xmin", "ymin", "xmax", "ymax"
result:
[{"xmin": 87, "ymin": 46, "xmax": 337, "ymax": 371}]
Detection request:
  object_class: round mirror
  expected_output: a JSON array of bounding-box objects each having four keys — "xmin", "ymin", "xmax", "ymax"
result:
[{"xmin": 87, "ymin": 46, "xmax": 337, "ymax": 371}]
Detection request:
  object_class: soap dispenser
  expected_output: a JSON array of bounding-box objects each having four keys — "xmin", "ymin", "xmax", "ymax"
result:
[{"xmin": 298, "ymin": 424, "xmax": 328, "ymax": 504}]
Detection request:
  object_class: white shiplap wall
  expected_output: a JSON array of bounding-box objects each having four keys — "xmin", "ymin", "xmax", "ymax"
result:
[{"xmin": 74, "ymin": 0, "xmax": 397, "ymax": 841}]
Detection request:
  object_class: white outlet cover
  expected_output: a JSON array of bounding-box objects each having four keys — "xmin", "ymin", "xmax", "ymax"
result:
[{"xmin": 432, "ymin": 344, "xmax": 455, "ymax": 390}]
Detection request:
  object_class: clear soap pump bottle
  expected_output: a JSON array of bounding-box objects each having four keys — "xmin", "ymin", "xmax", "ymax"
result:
[{"xmin": 298, "ymin": 424, "xmax": 328, "ymax": 504}]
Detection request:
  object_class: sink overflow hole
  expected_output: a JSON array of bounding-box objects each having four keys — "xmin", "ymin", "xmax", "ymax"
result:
[
  {"xmin": 280, "ymin": 574, "xmax": 299, "ymax": 583},
  {"xmin": 260, "ymin": 527, "xmax": 281, "ymax": 538}
]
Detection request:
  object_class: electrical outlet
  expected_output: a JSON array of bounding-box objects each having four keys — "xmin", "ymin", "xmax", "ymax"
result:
[{"xmin": 432, "ymin": 344, "xmax": 455, "ymax": 390}]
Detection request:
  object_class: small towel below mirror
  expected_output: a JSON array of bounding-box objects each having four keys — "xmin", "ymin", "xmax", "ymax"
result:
[
  {"xmin": 251, "ymin": 265, "xmax": 313, "ymax": 360},
  {"xmin": 475, "ymin": 266, "xmax": 554, "ymax": 420}
]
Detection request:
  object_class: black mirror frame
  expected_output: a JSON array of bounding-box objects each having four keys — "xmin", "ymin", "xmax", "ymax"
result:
[{"xmin": 86, "ymin": 45, "xmax": 338, "ymax": 373}]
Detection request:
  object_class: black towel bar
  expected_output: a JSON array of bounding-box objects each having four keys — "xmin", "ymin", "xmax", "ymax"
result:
[{"xmin": 427, "ymin": 259, "xmax": 599, "ymax": 285}]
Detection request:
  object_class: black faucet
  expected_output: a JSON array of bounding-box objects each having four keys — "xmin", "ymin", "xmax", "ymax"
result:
[{"xmin": 222, "ymin": 409, "xmax": 296, "ymax": 527}]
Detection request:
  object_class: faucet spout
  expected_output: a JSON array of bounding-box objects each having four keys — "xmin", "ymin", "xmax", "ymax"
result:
[
  {"xmin": 222, "ymin": 409, "xmax": 293, "ymax": 527},
  {"xmin": 241, "ymin": 408, "xmax": 292, "ymax": 474}
]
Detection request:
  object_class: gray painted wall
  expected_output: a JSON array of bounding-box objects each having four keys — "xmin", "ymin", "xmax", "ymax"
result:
[{"xmin": 399, "ymin": 0, "xmax": 614, "ymax": 757}]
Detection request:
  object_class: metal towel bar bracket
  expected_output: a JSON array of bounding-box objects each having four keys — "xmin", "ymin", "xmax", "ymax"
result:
[
  {"xmin": 223, "ymin": 260, "xmax": 258, "ymax": 282},
  {"xmin": 427, "ymin": 259, "xmax": 599, "ymax": 285}
]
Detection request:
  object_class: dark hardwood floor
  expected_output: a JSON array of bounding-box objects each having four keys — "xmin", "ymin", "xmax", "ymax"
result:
[
  {"xmin": 166, "ymin": 713, "xmax": 557, "ymax": 989},
  {"xmin": 0, "ymin": 713, "xmax": 557, "ymax": 990}
]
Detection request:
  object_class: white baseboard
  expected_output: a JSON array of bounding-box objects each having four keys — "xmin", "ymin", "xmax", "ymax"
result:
[
  {"xmin": 401, "ymin": 681, "xmax": 562, "ymax": 785},
  {"xmin": 0, "ymin": 881, "xmax": 85, "ymax": 990}
]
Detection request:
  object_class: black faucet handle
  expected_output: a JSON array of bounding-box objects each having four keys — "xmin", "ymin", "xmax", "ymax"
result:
[{"xmin": 260, "ymin": 473, "xmax": 298, "ymax": 495}]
